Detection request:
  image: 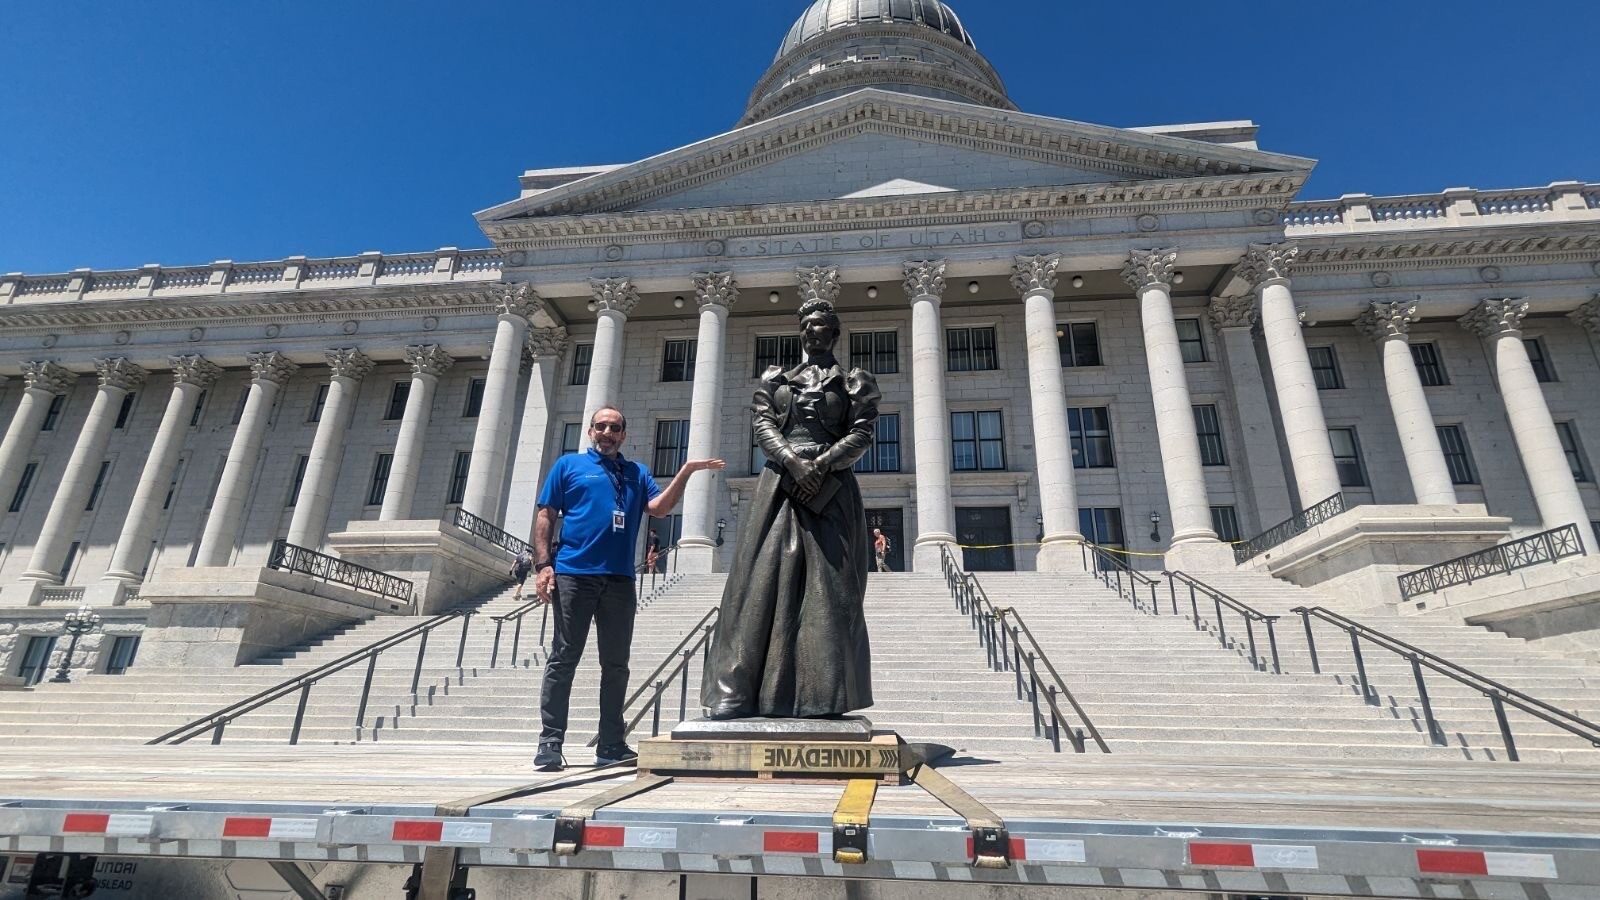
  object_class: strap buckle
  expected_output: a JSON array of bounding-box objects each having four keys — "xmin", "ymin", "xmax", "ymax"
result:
[
  {"xmin": 833, "ymin": 822, "xmax": 869, "ymax": 864},
  {"xmin": 971, "ymin": 826, "xmax": 1012, "ymax": 869},
  {"xmin": 552, "ymin": 816, "xmax": 585, "ymax": 856}
]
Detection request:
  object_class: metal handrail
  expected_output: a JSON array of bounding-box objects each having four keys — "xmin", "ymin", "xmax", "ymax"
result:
[
  {"xmin": 636, "ymin": 543, "xmax": 681, "ymax": 595},
  {"xmin": 267, "ymin": 539, "xmax": 414, "ymax": 606},
  {"xmin": 450, "ymin": 507, "xmax": 531, "ymax": 558},
  {"xmin": 1292, "ymin": 605, "xmax": 1600, "ymax": 761},
  {"xmin": 1399, "ymin": 524, "xmax": 1586, "ymax": 599},
  {"xmin": 147, "ymin": 608, "xmax": 475, "ymax": 746},
  {"xmin": 1080, "ymin": 542, "xmax": 1160, "ymax": 613},
  {"xmin": 487, "ymin": 597, "xmax": 549, "ymax": 669},
  {"xmin": 591, "ymin": 605, "xmax": 721, "ymax": 748},
  {"xmin": 1234, "ymin": 492, "xmax": 1348, "ymax": 563},
  {"xmin": 940, "ymin": 545, "xmax": 1110, "ymax": 754},
  {"xmin": 1162, "ymin": 571, "xmax": 1282, "ymax": 674}
]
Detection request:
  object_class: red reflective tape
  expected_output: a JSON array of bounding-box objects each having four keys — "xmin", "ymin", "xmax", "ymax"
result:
[
  {"xmin": 392, "ymin": 821, "xmax": 445, "ymax": 843},
  {"xmin": 1418, "ymin": 849, "xmax": 1489, "ymax": 876},
  {"xmin": 61, "ymin": 814, "xmax": 109, "ymax": 834},
  {"xmin": 585, "ymin": 826, "xmax": 625, "ymax": 848},
  {"xmin": 1190, "ymin": 843, "xmax": 1256, "ymax": 868},
  {"xmin": 222, "ymin": 818, "xmax": 273, "ymax": 839},
  {"xmin": 964, "ymin": 836, "xmax": 1028, "ymax": 860},
  {"xmin": 765, "ymin": 831, "xmax": 820, "ymax": 854}
]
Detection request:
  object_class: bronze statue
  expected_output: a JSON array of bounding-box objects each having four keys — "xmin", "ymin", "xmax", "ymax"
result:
[{"xmin": 701, "ymin": 297, "xmax": 881, "ymax": 719}]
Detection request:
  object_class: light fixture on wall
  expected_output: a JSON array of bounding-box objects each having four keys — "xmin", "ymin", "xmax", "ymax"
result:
[
  {"xmin": 768, "ymin": 291, "xmax": 781, "ymax": 304},
  {"xmin": 1172, "ymin": 271, "xmax": 1186, "ymax": 285},
  {"xmin": 967, "ymin": 281, "xmax": 981, "ymax": 294},
  {"xmin": 715, "ymin": 519, "xmax": 727, "ymax": 547},
  {"xmin": 1071, "ymin": 275, "xmax": 1084, "ymax": 289},
  {"xmin": 1035, "ymin": 515, "xmax": 1045, "ymax": 542},
  {"xmin": 866, "ymin": 285, "xmax": 879, "ymax": 299},
  {"xmin": 673, "ymin": 295, "xmax": 686, "ymax": 309},
  {"xmin": 586, "ymin": 301, "xmax": 598, "ymax": 312},
  {"xmin": 1149, "ymin": 511, "xmax": 1163, "ymax": 543}
]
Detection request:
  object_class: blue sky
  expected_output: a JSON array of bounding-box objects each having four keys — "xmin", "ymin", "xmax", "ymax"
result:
[{"xmin": 3, "ymin": 0, "xmax": 1596, "ymax": 273}]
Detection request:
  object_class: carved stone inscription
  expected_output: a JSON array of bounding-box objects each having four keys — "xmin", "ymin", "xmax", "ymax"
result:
[{"xmin": 732, "ymin": 225, "xmax": 1015, "ymax": 257}]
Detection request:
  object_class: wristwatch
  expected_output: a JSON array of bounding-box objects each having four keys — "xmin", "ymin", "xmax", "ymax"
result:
[{"xmin": 534, "ymin": 562, "xmax": 553, "ymax": 573}]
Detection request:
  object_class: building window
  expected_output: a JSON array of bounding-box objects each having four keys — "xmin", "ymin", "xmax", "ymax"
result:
[
  {"xmin": 447, "ymin": 451, "xmax": 472, "ymax": 504},
  {"xmin": 849, "ymin": 331, "xmax": 899, "ymax": 374},
  {"xmin": 59, "ymin": 541, "xmax": 80, "ymax": 582},
  {"xmin": 41, "ymin": 395, "xmax": 65, "ymax": 431},
  {"xmin": 308, "ymin": 384, "xmax": 329, "ymax": 423},
  {"xmin": 1435, "ymin": 425, "xmax": 1478, "ymax": 485},
  {"xmin": 570, "ymin": 343, "xmax": 594, "ymax": 386},
  {"xmin": 946, "ymin": 326, "xmax": 998, "ymax": 372},
  {"xmin": 653, "ymin": 420, "xmax": 690, "ymax": 477},
  {"xmin": 367, "ymin": 453, "xmax": 393, "ymax": 506},
  {"xmin": 231, "ymin": 386, "xmax": 250, "ymax": 425},
  {"xmin": 1308, "ymin": 346, "xmax": 1344, "ymax": 390},
  {"xmin": 1525, "ymin": 338, "xmax": 1556, "ymax": 383},
  {"xmin": 85, "ymin": 460, "xmax": 112, "ymax": 511},
  {"xmin": 114, "ymin": 393, "xmax": 136, "ymax": 429},
  {"xmin": 189, "ymin": 390, "xmax": 207, "ymax": 427},
  {"xmin": 163, "ymin": 459, "xmax": 186, "ymax": 511},
  {"xmin": 561, "ymin": 423, "xmax": 582, "ymax": 456},
  {"xmin": 8, "ymin": 463, "xmax": 37, "ymax": 513},
  {"xmin": 17, "ymin": 636, "xmax": 56, "ymax": 686},
  {"xmin": 1193, "ymin": 405, "xmax": 1227, "ymax": 466},
  {"xmin": 1058, "ymin": 322, "xmax": 1102, "ymax": 368},
  {"xmin": 1068, "ymin": 407, "xmax": 1115, "ymax": 469},
  {"xmin": 104, "ymin": 635, "xmax": 141, "ymax": 675},
  {"xmin": 853, "ymin": 414, "xmax": 901, "ymax": 473},
  {"xmin": 951, "ymin": 410, "xmax": 1005, "ymax": 471},
  {"xmin": 1411, "ymin": 342, "xmax": 1449, "ymax": 386},
  {"xmin": 1211, "ymin": 506, "xmax": 1242, "ymax": 543},
  {"xmin": 750, "ymin": 428, "xmax": 768, "ymax": 476},
  {"xmin": 463, "ymin": 377, "xmax": 487, "ymax": 417},
  {"xmin": 1078, "ymin": 508, "xmax": 1125, "ymax": 550},
  {"xmin": 141, "ymin": 540, "xmax": 159, "ymax": 577},
  {"xmin": 661, "ymin": 339, "xmax": 698, "ymax": 383},
  {"xmin": 287, "ymin": 454, "xmax": 310, "ymax": 506},
  {"xmin": 1176, "ymin": 318, "xmax": 1207, "ymax": 363},
  {"xmin": 385, "ymin": 382, "xmax": 410, "ymax": 421},
  {"xmin": 754, "ymin": 335, "xmax": 802, "ymax": 375},
  {"xmin": 1329, "ymin": 427, "xmax": 1368, "ymax": 487},
  {"xmin": 1556, "ymin": 422, "xmax": 1590, "ymax": 482}
]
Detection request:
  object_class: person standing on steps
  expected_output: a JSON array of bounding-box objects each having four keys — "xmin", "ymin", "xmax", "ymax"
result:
[
  {"xmin": 873, "ymin": 528, "xmax": 891, "ymax": 573},
  {"xmin": 531, "ymin": 406, "xmax": 725, "ymax": 771}
]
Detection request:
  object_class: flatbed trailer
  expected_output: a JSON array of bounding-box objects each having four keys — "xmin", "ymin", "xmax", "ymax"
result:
[{"xmin": 2, "ymin": 744, "xmax": 1599, "ymax": 899}]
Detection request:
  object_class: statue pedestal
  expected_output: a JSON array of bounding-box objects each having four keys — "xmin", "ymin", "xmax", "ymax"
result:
[{"xmin": 639, "ymin": 717, "xmax": 901, "ymax": 784}]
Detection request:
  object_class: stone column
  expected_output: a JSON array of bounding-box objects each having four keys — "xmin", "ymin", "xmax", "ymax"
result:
[
  {"xmin": 1462, "ymin": 299, "xmax": 1597, "ymax": 550},
  {"xmin": 579, "ymin": 277, "xmax": 639, "ymax": 449},
  {"xmin": 0, "ymin": 362, "xmax": 76, "ymax": 516},
  {"xmin": 1353, "ymin": 300, "xmax": 1457, "ymax": 506},
  {"xmin": 904, "ymin": 260, "xmax": 959, "ymax": 572},
  {"xmin": 678, "ymin": 271, "xmax": 739, "ymax": 573},
  {"xmin": 285, "ymin": 349, "xmax": 373, "ymax": 551},
  {"xmin": 503, "ymin": 327, "xmax": 569, "ymax": 544},
  {"xmin": 1123, "ymin": 250, "xmax": 1231, "ymax": 570},
  {"xmin": 21, "ymin": 358, "xmax": 147, "ymax": 584},
  {"xmin": 380, "ymin": 345, "xmax": 453, "ymax": 521},
  {"xmin": 1239, "ymin": 243, "xmax": 1343, "ymax": 507},
  {"xmin": 462, "ymin": 284, "xmax": 540, "ymax": 524},
  {"xmin": 103, "ymin": 356, "xmax": 223, "ymax": 586},
  {"xmin": 1010, "ymin": 254, "xmax": 1087, "ymax": 571},
  {"xmin": 195, "ymin": 352, "xmax": 298, "ymax": 567},
  {"xmin": 1208, "ymin": 297, "xmax": 1294, "ymax": 531}
]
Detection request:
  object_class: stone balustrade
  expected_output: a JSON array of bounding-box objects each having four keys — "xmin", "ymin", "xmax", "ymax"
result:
[{"xmin": 1282, "ymin": 182, "xmax": 1600, "ymax": 235}]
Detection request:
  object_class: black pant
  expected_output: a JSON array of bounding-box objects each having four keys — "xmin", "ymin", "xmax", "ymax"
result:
[{"xmin": 539, "ymin": 574, "xmax": 637, "ymax": 748}]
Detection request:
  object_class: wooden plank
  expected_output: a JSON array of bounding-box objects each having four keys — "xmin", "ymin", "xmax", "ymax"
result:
[{"xmin": 638, "ymin": 733, "xmax": 901, "ymax": 779}]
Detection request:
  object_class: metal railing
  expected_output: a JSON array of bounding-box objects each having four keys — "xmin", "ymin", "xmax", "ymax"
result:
[
  {"xmin": 148, "ymin": 608, "xmax": 475, "ymax": 746},
  {"xmin": 1291, "ymin": 605, "xmax": 1600, "ymax": 761},
  {"xmin": 267, "ymin": 539, "xmax": 414, "ymax": 606},
  {"xmin": 941, "ymin": 546, "xmax": 1109, "ymax": 754},
  {"xmin": 487, "ymin": 597, "xmax": 549, "ymax": 669},
  {"xmin": 450, "ymin": 507, "xmax": 531, "ymax": 558},
  {"xmin": 1233, "ymin": 493, "xmax": 1348, "ymax": 563},
  {"xmin": 1081, "ymin": 543, "xmax": 1161, "ymax": 613},
  {"xmin": 636, "ymin": 543, "xmax": 680, "ymax": 595},
  {"xmin": 1162, "ymin": 571, "xmax": 1282, "ymax": 673},
  {"xmin": 591, "ymin": 605, "xmax": 720, "ymax": 748},
  {"xmin": 1398, "ymin": 524, "xmax": 1586, "ymax": 599}
]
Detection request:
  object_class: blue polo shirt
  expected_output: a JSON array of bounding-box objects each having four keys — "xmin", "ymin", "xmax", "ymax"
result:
[{"xmin": 538, "ymin": 449, "xmax": 661, "ymax": 576}]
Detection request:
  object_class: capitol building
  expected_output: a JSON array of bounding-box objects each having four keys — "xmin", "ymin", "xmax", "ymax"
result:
[{"xmin": 2, "ymin": 0, "xmax": 1598, "ymax": 677}]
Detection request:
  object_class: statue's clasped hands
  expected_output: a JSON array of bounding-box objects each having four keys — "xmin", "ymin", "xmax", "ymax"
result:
[{"xmin": 785, "ymin": 456, "xmax": 826, "ymax": 502}]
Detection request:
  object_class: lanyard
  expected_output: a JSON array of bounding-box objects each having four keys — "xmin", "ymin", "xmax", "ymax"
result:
[{"xmin": 600, "ymin": 456, "xmax": 627, "ymax": 510}]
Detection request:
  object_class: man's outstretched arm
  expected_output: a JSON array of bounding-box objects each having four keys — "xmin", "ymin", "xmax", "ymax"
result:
[{"xmin": 647, "ymin": 458, "xmax": 727, "ymax": 518}]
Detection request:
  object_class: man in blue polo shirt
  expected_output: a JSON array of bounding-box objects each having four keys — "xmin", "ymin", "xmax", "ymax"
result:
[{"xmin": 531, "ymin": 405, "xmax": 724, "ymax": 770}]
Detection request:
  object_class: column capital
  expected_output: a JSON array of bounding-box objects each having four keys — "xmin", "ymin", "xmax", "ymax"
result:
[
  {"xmin": 246, "ymin": 351, "xmax": 298, "ymax": 386},
  {"xmin": 902, "ymin": 259, "xmax": 947, "ymax": 301},
  {"xmin": 589, "ymin": 277, "xmax": 639, "ymax": 316},
  {"xmin": 404, "ymin": 344, "xmax": 455, "ymax": 379},
  {"xmin": 1206, "ymin": 295, "xmax": 1257, "ymax": 330},
  {"xmin": 1459, "ymin": 298, "xmax": 1530, "ymax": 338},
  {"xmin": 1353, "ymin": 299, "xmax": 1420, "ymax": 343},
  {"xmin": 1238, "ymin": 242, "xmax": 1300, "ymax": 289},
  {"xmin": 1121, "ymin": 249, "xmax": 1179, "ymax": 292},
  {"xmin": 524, "ymin": 327, "xmax": 569, "ymax": 361},
  {"xmin": 94, "ymin": 357, "xmax": 147, "ymax": 392},
  {"xmin": 1010, "ymin": 254, "xmax": 1060, "ymax": 297},
  {"xmin": 1568, "ymin": 295, "xmax": 1600, "ymax": 337},
  {"xmin": 168, "ymin": 354, "xmax": 224, "ymax": 388},
  {"xmin": 21, "ymin": 361, "xmax": 76, "ymax": 395},
  {"xmin": 492, "ymin": 282, "xmax": 544, "ymax": 323},
  {"xmin": 797, "ymin": 265, "xmax": 841, "ymax": 305},
  {"xmin": 325, "ymin": 348, "xmax": 375, "ymax": 381},
  {"xmin": 692, "ymin": 271, "xmax": 739, "ymax": 312}
]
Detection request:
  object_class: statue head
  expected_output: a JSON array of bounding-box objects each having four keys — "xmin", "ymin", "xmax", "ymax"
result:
[{"xmin": 798, "ymin": 298, "xmax": 841, "ymax": 358}]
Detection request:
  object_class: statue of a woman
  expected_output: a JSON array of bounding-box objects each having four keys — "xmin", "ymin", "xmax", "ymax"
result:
[{"xmin": 701, "ymin": 298, "xmax": 881, "ymax": 719}]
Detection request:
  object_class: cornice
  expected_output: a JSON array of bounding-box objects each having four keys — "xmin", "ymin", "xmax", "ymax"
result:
[{"xmin": 1292, "ymin": 225, "xmax": 1600, "ymax": 274}]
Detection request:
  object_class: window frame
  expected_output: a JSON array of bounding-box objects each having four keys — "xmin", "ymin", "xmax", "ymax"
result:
[
  {"xmin": 853, "ymin": 413, "xmax": 902, "ymax": 474},
  {"xmin": 189, "ymin": 390, "xmax": 207, "ymax": 428},
  {"xmin": 652, "ymin": 419, "xmax": 690, "ymax": 478},
  {"xmin": 462, "ymin": 377, "xmax": 487, "ymax": 418},
  {"xmin": 1193, "ymin": 404, "xmax": 1227, "ymax": 467},
  {"xmin": 951, "ymin": 410, "xmax": 1006, "ymax": 472},
  {"xmin": 367, "ymin": 453, "xmax": 394, "ymax": 507},
  {"xmin": 41, "ymin": 394, "xmax": 65, "ymax": 431},
  {"xmin": 1068, "ymin": 406, "xmax": 1116, "ymax": 469},
  {"xmin": 946, "ymin": 326, "xmax": 999, "ymax": 373},
  {"xmin": 1434, "ymin": 424, "xmax": 1479, "ymax": 486},
  {"xmin": 307, "ymin": 383, "xmax": 329, "ymax": 423},
  {"xmin": 17, "ymin": 635, "xmax": 57, "ymax": 686},
  {"xmin": 104, "ymin": 635, "xmax": 141, "ymax": 675},
  {"xmin": 8, "ymin": 462, "xmax": 38, "ymax": 513},
  {"xmin": 384, "ymin": 381, "xmax": 411, "ymax": 421},
  {"xmin": 85, "ymin": 460, "xmax": 112, "ymax": 511},
  {"xmin": 569, "ymin": 343, "xmax": 594, "ymax": 386},
  {"xmin": 560, "ymin": 423, "xmax": 582, "ymax": 456},
  {"xmin": 1078, "ymin": 507, "xmax": 1126, "ymax": 550},
  {"xmin": 753, "ymin": 335, "xmax": 803, "ymax": 376},
  {"xmin": 660, "ymin": 338, "xmax": 698, "ymax": 383},
  {"xmin": 1328, "ymin": 426, "xmax": 1369, "ymax": 488},
  {"xmin": 1524, "ymin": 337, "xmax": 1557, "ymax": 383},
  {"xmin": 1410, "ymin": 342, "xmax": 1449, "ymax": 387},
  {"xmin": 287, "ymin": 454, "xmax": 310, "ymax": 507},
  {"xmin": 1308, "ymin": 346, "xmax": 1345, "ymax": 390},
  {"xmin": 1057, "ymin": 321, "xmax": 1103, "ymax": 368},
  {"xmin": 1210, "ymin": 506, "xmax": 1242, "ymax": 543},
  {"xmin": 1175, "ymin": 317, "xmax": 1208, "ymax": 363},
  {"xmin": 114, "ymin": 392, "xmax": 137, "ymax": 429},
  {"xmin": 1556, "ymin": 422, "xmax": 1591, "ymax": 483},
  {"xmin": 447, "ymin": 451, "xmax": 472, "ymax": 505},
  {"xmin": 848, "ymin": 330, "xmax": 900, "ymax": 375}
]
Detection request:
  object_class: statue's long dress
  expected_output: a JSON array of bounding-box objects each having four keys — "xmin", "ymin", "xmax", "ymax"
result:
[{"xmin": 701, "ymin": 360, "xmax": 881, "ymax": 718}]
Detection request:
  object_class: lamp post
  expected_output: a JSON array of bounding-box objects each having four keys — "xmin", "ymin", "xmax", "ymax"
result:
[
  {"xmin": 715, "ymin": 519, "xmax": 727, "ymax": 547},
  {"xmin": 1035, "ymin": 515, "xmax": 1045, "ymax": 542},
  {"xmin": 1149, "ymin": 511, "xmax": 1163, "ymax": 544},
  {"xmin": 49, "ymin": 605, "xmax": 101, "ymax": 684}
]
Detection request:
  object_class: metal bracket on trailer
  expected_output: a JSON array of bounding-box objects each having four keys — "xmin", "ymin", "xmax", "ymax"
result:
[
  {"xmin": 901, "ymin": 741, "xmax": 1012, "ymax": 869},
  {"xmin": 831, "ymin": 778, "xmax": 877, "ymax": 864},
  {"xmin": 551, "ymin": 773, "xmax": 674, "ymax": 855}
]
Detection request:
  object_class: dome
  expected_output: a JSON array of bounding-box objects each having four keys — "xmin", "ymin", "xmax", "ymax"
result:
[{"xmin": 743, "ymin": 0, "xmax": 1012, "ymax": 125}]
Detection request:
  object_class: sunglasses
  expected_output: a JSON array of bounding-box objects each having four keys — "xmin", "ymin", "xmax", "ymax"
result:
[{"xmin": 590, "ymin": 422, "xmax": 625, "ymax": 434}]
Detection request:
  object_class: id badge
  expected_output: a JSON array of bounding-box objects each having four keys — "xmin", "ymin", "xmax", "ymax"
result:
[{"xmin": 612, "ymin": 509, "xmax": 626, "ymax": 533}]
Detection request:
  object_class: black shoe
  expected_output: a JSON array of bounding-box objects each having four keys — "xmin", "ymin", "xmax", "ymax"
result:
[
  {"xmin": 534, "ymin": 742, "xmax": 565, "ymax": 772},
  {"xmin": 595, "ymin": 743, "xmax": 638, "ymax": 765}
]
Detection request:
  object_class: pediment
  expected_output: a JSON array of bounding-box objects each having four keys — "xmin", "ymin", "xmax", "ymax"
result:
[{"xmin": 478, "ymin": 90, "xmax": 1314, "ymax": 226}]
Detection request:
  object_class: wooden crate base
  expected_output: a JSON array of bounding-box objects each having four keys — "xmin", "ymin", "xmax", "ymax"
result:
[{"xmin": 638, "ymin": 731, "xmax": 904, "ymax": 784}]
